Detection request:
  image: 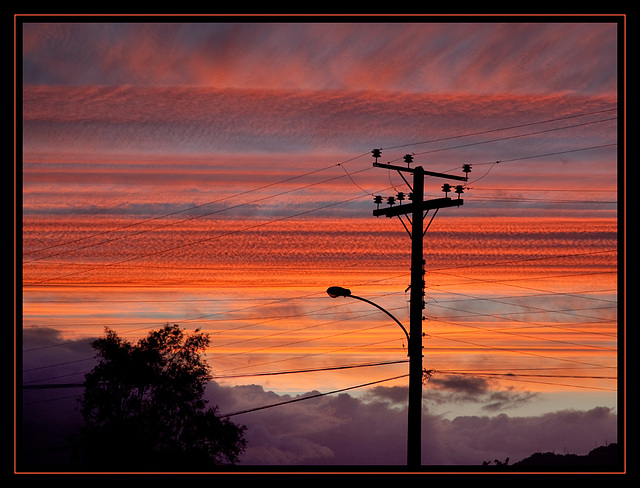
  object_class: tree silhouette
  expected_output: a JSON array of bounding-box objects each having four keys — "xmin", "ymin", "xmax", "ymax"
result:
[{"xmin": 76, "ymin": 324, "xmax": 246, "ymax": 470}]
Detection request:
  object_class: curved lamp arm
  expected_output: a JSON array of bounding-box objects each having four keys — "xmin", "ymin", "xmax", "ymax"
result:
[{"xmin": 326, "ymin": 286, "xmax": 410, "ymax": 349}]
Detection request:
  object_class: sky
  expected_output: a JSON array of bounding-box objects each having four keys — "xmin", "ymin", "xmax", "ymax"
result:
[{"xmin": 17, "ymin": 16, "xmax": 624, "ymax": 471}]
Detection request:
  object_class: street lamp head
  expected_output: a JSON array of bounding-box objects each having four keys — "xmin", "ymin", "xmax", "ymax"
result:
[{"xmin": 326, "ymin": 286, "xmax": 351, "ymax": 298}]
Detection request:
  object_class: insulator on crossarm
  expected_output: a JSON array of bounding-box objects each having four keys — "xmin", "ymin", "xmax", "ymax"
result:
[
  {"xmin": 462, "ymin": 164, "xmax": 472, "ymax": 180},
  {"xmin": 387, "ymin": 196, "xmax": 396, "ymax": 206},
  {"xmin": 455, "ymin": 185, "xmax": 464, "ymax": 199},
  {"xmin": 374, "ymin": 195, "xmax": 383, "ymax": 209},
  {"xmin": 403, "ymin": 154, "xmax": 414, "ymax": 167},
  {"xmin": 372, "ymin": 149, "xmax": 382, "ymax": 162},
  {"xmin": 442, "ymin": 184, "xmax": 452, "ymax": 196}
]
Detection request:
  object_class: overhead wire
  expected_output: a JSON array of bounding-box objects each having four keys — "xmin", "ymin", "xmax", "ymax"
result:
[
  {"xmin": 437, "ymin": 369, "xmax": 616, "ymax": 381},
  {"xmin": 428, "ymin": 269, "xmax": 618, "ymax": 304},
  {"xmin": 432, "ymin": 370, "xmax": 617, "ymax": 392},
  {"xmin": 380, "ymin": 107, "xmax": 617, "ymax": 153},
  {"xmin": 23, "ymin": 359, "xmax": 410, "ymax": 388},
  {"xmin": 210, "ymin": 317, "xmax": 403, "ymax": 362},
  {"xmin": 428, "ymin": 305, "xmax": 617, "ymax": 339},
  {"xmin": 422, "ymin": 272, "xmax": 618, "ymax": 327},
  {"xmin": 483, "ymin": 142, "xmax": 617, "ymax": 166},
  {"xmin": 426, "ymin": 306, "xmax": 617, "ymax": 353},
  {"xmin": 407, "ymin": 117, "xmax": 617, "ymax": 160},
  {"xmin": 425, "ymin": 327, "xmax": 615, "ymax": 369},
  {"xmin": 218, "ymin": 374, "xmax": 410, "ymax": 418},
  {"xmin": 209, "ymin": 305, "xmax": 408, "ymax": 352}
]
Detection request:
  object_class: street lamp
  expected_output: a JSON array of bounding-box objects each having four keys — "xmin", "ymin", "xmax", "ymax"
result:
[
  {"xmin": 326, "ymin": 286, "xmax": 421, "ymax": 466},
  {"xmin": 326, "ymin": 286, "xmax": 409, "ymax": 350}
]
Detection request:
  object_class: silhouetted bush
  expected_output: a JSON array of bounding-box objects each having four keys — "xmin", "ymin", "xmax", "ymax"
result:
[{"xmin": 76, "ymin": 324, "xmax": 246, "ymax": 471}]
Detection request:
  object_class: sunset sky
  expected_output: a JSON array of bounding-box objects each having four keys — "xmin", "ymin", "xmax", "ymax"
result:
[{"xmin": 18, "ymin": 16, "xmax": 624, "ymax": 469}]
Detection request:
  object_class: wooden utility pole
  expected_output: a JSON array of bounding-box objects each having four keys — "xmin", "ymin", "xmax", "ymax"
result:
[{"xmin": 372, "ymin": 151, "xmax": 469, "ymax": 467}]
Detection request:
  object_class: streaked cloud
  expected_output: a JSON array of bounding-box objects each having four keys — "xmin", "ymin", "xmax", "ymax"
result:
[
  {"xmin": 23, "ymin": 85, "xmax": 617, "ymax": 158},
  {"xmin": 22, "ymin": 22, "xmax": 617, "ymax": 95}
]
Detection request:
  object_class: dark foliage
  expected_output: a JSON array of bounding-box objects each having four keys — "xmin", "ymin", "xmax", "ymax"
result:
[
  {"xmin": 512, "ymin": 443, "xmax": 619, "ymax": 467},
  {"xmin": 76, "ymin": 324, "xmax": 246, "ymax": 471}
]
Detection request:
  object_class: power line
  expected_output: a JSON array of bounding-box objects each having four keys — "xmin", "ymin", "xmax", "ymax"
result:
[
  {"xmin": 22, "ymin": 359, "xmax": 410, "ymax": 389},
  {"xmin": 437, "ymin": 370, "xmax": 616, "ymax": 380},
  {"xmin": 380, "ymin": 107, "xmax": 617, "ymax": 153},
  {"xmin": 220, "ymin": 350, "xmax": 619, "ymax": 419},
  {"xmin": 22, "ymin": 307, "xmax": 617, "ymax": 396},
  {"xmin": 209, "ymin": 306, "xmax": 406, "ymax": 352},
  {"xmin": 426, "ymin": 326, "xmax": 615, "ymax": 370},
  {"xmin": 427, "ymin": 305, "xmax": 617, "ymax": 353},
  {"xmin": 431, "ymin": 370, "xmax": 617, "ymax": 392},
  {"xmin": 214, "ymin": 359, "xmax": 409, "ymax": 379},
  {"xmin": 23, "ymin": 299, "xmax": 615, "ymax": 381},
  {"xmin": 407, "ymin": 118, "xmax": 617, "ymax": 159},
  {"xmin": 23, "ymin": 167, "xmax": 616, "ymax": 289},
  {"xmin": 429, "ymin": 308, "xmax": 616, "ymax": 339},
  {"xmin": 210, "ymin": 320, "xmax": 398, "ymax": 362},
  {"xmin": 424, "ymin": 284, "xmax": 618, "ymax": 334},
  {"xmin": 27, "ymin": 107, "xmax": 615, "ymax": 242},
  {"xmin": 471, "ymin": 187, "xmax": 616, "ymax": 193},
  {"xmin": 489, "ymin": 143, "xmax": 617, "ymax": 165},
  {"xmin": 426, "ymin": 248, "xmax": 617, "ymax": 276},
  {"xmin": 464, "ymin": 195, "xmax": 616, "ymax": 205},
  {"xmin": 428, "ymin": 269, "xmax": 618, "ymax": 304},
  {"xmin": 23, "ymin": 335, "xmax": 407, "ymax": 388},
  {"xmin": 218, "ymin": 374, "xmax": 409, "ymax": 418}
]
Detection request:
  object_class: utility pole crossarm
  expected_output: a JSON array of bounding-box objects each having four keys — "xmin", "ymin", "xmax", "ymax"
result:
[
  {"xmin": 373, "ymin": 197, "xmax": 463, "ymax": 218},
  {"xmin": 373, "ymin": 162, "xmax": 468, "ymax": 181}
]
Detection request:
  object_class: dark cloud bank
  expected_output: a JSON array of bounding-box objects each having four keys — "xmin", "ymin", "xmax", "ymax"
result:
[{"xmin": 206, "ymin": 380, "xmax": 617, "ymax": 467}]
